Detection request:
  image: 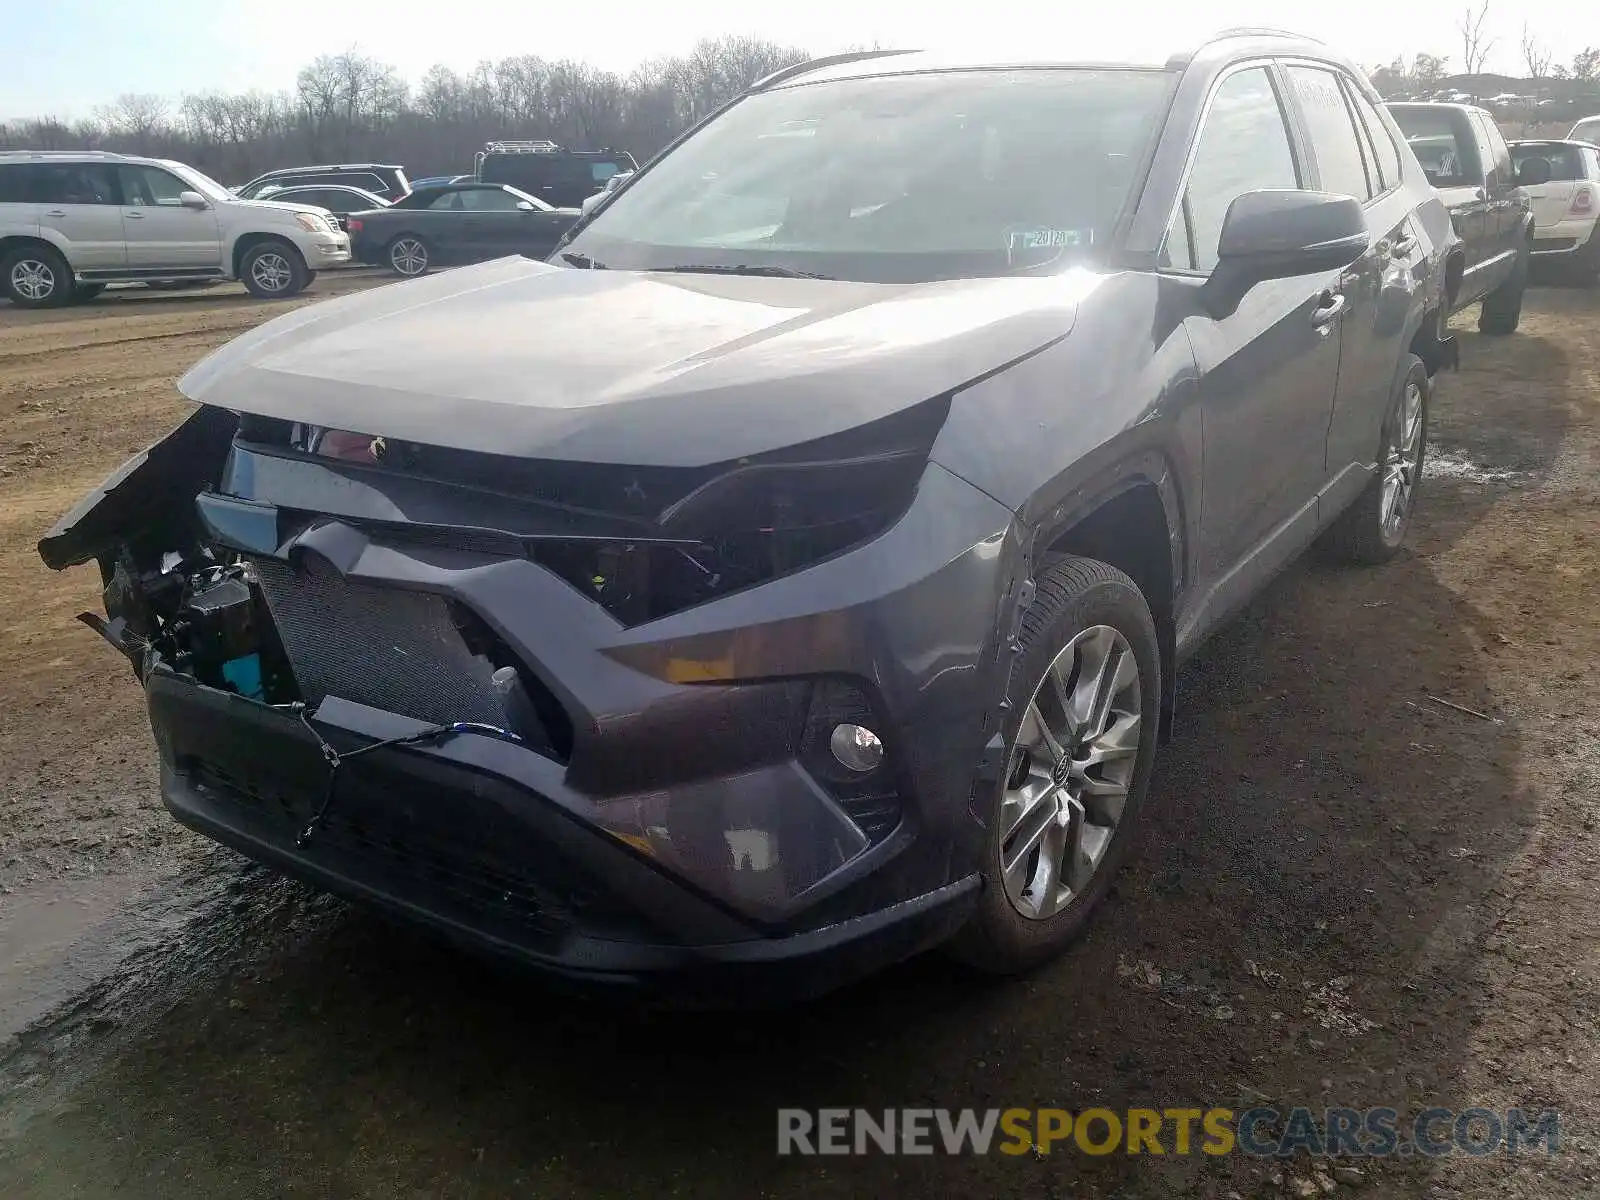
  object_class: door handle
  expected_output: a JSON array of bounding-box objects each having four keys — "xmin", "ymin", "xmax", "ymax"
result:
[
  {"xmin": 44, "ymin": 209, "xmax": 66, "ymax": 217},
  {"xmin": 124, "ymin": 210, "xmax": 144, "ymax": 219},
  {"xmin": 1311, "ymin": 291, "xmax": 1346, "ymax": 330}
]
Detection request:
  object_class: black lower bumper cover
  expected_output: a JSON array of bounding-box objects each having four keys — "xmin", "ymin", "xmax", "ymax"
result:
[{"xmin": 149, "ymin": 671, "xmax": 979, "ymax": 1004}]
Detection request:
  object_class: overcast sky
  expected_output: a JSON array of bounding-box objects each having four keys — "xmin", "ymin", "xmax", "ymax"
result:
[{"xmin": 2, "ymin": 0, "xmax": 1567, "ymax": 119}]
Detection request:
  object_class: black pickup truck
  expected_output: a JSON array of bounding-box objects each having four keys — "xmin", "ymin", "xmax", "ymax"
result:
[{"xmin": 1387, "ymin": 102, "xmax": 1548, "ymax": 334}]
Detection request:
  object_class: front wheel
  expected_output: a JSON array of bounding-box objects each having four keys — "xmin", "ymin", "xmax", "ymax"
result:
[
  {"xmin": 2, "ymin": 247, "xmax": 73, "ymax": 308},
  {"xmin": 1319, "ymin": 355, "xmax": 1429, "ymax": 565},
  {"xmin": 949, "ymin": 556, "xmax": 1162, "ymax": 974},
  {"xmin": 387, "ymin": 235, "xmax": 431, "ymax": 277},
  {"xmin": 240, "ymin": 241, "xmax": 309, "ymax": 299},
  {"xmin": 1478, "ymin": 244, "xmax": 1528, "ymax": 335}
]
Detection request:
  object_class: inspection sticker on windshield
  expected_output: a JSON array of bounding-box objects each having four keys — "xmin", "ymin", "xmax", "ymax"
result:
[{"xmin": 1006, "ymin": 228, "xmax": 1091, "ymax": 266}]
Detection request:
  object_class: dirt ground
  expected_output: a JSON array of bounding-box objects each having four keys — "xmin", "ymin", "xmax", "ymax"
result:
[{"xmin": 0, "ymin": 270, "xmax": 1597, "ymax": 1199}]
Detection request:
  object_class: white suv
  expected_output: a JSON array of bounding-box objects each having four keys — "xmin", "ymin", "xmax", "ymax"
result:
[{"xmin": 0, "ymin": 151, "xmax": 350, "ymax": 308}]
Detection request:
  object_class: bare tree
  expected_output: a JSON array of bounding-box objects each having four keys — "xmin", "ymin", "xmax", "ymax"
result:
[
  {"xmin": 2, "ymin": 40, "xmax": 811, "ymax": 180},
  {"xmin": 1522, "ymin": 25, "xmax": 1553, "ymax": 78},
  {"xmin": 1414, "ymin": 53, "xmax": 1451, "ymax": 86},
  {"xmin": 1458, "ymin": 2, "xmax": 1496, "ymax": 76}
]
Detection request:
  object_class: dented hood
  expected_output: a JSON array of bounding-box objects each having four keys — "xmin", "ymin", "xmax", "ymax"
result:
[{"xmin": 179, "ymin": 257, "xmax": 1097, "ymax": 466}]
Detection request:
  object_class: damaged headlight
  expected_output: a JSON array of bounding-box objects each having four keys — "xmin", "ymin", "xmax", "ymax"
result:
[{"xmin": 279, "ymin": 396, "xmax": 952, "ymax": 625}]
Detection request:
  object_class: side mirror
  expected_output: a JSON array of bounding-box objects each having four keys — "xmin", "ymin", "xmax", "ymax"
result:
[
  {"xmin": 1515, "ymin": 156, "xmax": 1552, "ymax": 186},
  {"xmin": 178, "ymin": 190, "xmax": 209, "ymax": 210},
  {"xmin": 515, "ymin": 200, "xmax": 535, "ymax": 212},
  {"xmin": 1204, "ymin": 189, "xmax": 1368, "ymax": 316}
]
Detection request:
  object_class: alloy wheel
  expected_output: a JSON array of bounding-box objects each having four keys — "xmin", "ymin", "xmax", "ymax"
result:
[
  {"xmin": 250, "ymin": 252, "xmax": 293, "ymax": 294},
  {"xmin": 1381, "ymin": 378, "xmax": 1425, "ymax": 537},
  {"xmin": 10, "ymin": 258, "xmax": 57, "ymax": 302},
  {"xmin": 1000, "ymin": 624, "xmax": 1143, "ymax": 921},
  {"xmin": 390, "ymin": 238, "xmax": 428, "ymax": 276}
]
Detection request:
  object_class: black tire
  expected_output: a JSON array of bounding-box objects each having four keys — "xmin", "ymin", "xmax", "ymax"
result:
[
  {"xmin": 386, "ymin": 235, "xmax": 431, "ymax": 277},
  {"xmin": 1319, "ymin": 355, "xmax": 1430, "ymax": 566},
  {"xmin": 69, "ymin": 282, "xmax": 106, "ymax": 304},
  {"xmin": 239, "ymin": 240, "xmax": 309, "ymax": 299},
  {"xmin": 948, "ymin": 556, "xmax": 1162, "ymax": 974},
  {"xmin": 2, "ymin": 246, "xmax": 73, "ymax": 308},
  {"xmin": 1478, "ymin": 243, "xmax": 1528, "ymax": 334}
]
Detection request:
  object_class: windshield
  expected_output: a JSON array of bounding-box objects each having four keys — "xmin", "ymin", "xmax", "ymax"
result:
[
  {"xmin": 169, "ymin": 162, "xmax": 234, "ymax": 200},
  {"xmin": 562, "ymin": 68, "xmax": 1171, "ymax": 283}
]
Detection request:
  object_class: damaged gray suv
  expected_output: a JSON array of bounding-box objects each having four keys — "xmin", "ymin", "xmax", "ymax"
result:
[{"xmin": 40, "ymin": 33, "xmax": 1457, "ymax": 1001}]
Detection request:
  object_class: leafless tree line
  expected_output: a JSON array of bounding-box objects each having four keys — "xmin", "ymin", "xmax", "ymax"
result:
[{"xmin": 0, "ymin": 36, "xmax": 811, "ymax": 183}]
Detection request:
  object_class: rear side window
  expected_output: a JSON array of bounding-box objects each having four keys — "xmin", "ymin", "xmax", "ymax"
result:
[
  {"xmin": 1474, "ymin": 114, "xmax": 1513, "ymax": 186},
  {"xmin": 1391, "ymin": 108, "xmax": 1473, "ymax": 187},
  {"xmin": 1285, "ymin": 66, "xmax": 1373, "ymax": 201},
  {"xmin": 1344, "ymin": 86, "xmax": 1404, "ymax": 192},
  {"xmin": 457, "ymin": 188, "xmax": 521, "ymax": 211},
  {"xmin": 0, "ymin": 163, "xmax": 31, "ymax": 203},
  {"xmin": 1165, "ymin": 66, "xmax": 1300, "ymax": 273},
  {"xmin": 33, "ymin": 163, "xmax": 119, "ymax": 205}
]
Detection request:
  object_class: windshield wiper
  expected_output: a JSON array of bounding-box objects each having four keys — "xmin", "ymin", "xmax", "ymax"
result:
[
  {"xmin": 651, "ymin": 264, "xmax": 834, "ymax": 280},
  {"xmin": 559, "ymin": 252, "xmax": 608, "ymax": 269}
]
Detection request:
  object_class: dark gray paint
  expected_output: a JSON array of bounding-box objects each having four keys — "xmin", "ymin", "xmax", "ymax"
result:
[{"xmin": 39, "ymin": 32, "xmax": 1460, "ymax": 994}]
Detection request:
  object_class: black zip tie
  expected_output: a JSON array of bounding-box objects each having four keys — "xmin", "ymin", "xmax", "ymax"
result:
[{"xmin": 280, "ymin": 703, "xmax": 523, "ymax": 847}]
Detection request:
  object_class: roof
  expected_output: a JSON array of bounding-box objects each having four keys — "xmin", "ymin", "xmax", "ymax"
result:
[
  {"xmin": 753, "ymin": 30, "xmax": 1337, "ymax": 90},
  {"xmin": 250, "ymin": 163, "xmax": 404, "ymax": 176}
]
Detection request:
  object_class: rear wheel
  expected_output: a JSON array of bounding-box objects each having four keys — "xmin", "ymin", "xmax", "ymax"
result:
[
  {"xmin": 1478, "ymin": 243, "xmax": 1528, "ymax": 334},
  {"xmin": 2, "ymin": 246, "xmax": 73, "ymax": 308},
  {"xmin": 1319, "ymin": 355, "xmax": 1429, "ymax": 565},
  {"xmin": 240, "ymin": 240, "xmax": 309, "ymax": 299},
  {"xmin": 387, "ymin": 235, "xmax": 430, "ymax": 277},
  {"xmin": 949, "ymin": 556, "xmax": 1162, "ymax": 974}
]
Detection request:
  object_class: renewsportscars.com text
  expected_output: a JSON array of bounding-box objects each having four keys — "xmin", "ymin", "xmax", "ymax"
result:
[{"xmin": 777, "ymin": 1107, "xmax": 1560, "ymax": 1157}]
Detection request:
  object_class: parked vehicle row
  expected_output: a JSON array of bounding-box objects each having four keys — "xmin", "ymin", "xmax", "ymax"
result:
[
  {"xmin": 346, "ymin": 181, "xmax": 580, "ymax": 276},
  {"xmin": 43, "ymin": 33, "xmax": 1471, "ymax": 1001},
  {"xmin": 1387, "ymin": 102, "xmax": 1540, "ymax": 333},
  {"xmin": 0, "ymin": 150, "xmax": 350, "ymax": 306}
]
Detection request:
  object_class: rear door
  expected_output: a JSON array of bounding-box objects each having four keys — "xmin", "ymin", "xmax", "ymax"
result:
[
  {"xmin": 0, "ymin": 163, "xmax": 39, "ymax": 240},
  {"xmin": 115, "ymin": 164, "xmax": 222, "ymax": 270},
  {"xmin": 33, "ymin": 162, "xmax": 125, "ymax": 272},
  {"xmin": 1283, "ymin": 66, "xmax": 1426, "ymax": 482},
  {"xmin": 1390, "ymin": 106, "xmax": 1491, "ymax": 282},
  {"xmin": 1471, "ymin": 113, "xmax": 1523, "ymax": 261}
]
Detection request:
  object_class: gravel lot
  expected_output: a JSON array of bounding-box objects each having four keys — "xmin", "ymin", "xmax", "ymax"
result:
[{"xmin": 0, "ymin": 271, "xmax": 1597, "ymax": 1198}]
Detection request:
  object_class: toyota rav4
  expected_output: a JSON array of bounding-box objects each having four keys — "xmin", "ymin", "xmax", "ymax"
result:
[{"xmin": 39, "ymin": 32, "xmax": 1457, "ymax": 1001}]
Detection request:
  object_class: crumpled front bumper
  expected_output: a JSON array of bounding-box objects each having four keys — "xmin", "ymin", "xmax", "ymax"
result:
[{"xmin": 59, "ymin": 419, "xmax": 1025, "ymax": 995}]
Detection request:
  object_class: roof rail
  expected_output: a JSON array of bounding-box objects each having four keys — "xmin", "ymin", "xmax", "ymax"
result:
[
  {"xmin": 1209, "ymin": 27, "xmax": 1323, "ymax": 44},
  {"xmin": 483, "ymin": 139, "xmax": 562, "ymax": 155},
  {"xmin": 750, "ymin": 49, "xmax": 918, "ymax": 92}
]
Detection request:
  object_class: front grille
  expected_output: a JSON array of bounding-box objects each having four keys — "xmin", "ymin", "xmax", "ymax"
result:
[{"xmin": 252, "ymin": 555, "xmax": 510, "ymax": 729}]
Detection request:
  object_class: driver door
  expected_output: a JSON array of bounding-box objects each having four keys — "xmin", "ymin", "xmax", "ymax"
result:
[
  {"xmin": 115, "ymin": 164, "xmax": 221, "ymax": 270},
  {"xmin": 1164, "ymin": 64, "xmax": 1343, "ymax": 592}
]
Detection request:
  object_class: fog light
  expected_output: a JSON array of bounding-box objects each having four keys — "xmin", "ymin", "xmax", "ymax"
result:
[{"xmin": 829, "ymin": 723, "xmax": 884, "ymax": 773}]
